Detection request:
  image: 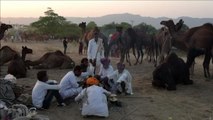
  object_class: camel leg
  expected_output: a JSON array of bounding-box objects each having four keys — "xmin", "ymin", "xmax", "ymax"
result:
[
  {"xmin": 0, "ymin": 42, "xmax": 1, "ymax": 76},
  {"xmin": 139, "ymin": 48, "xmax": 144, "ymax": 64},
  {"xmin": 203, "ymin": 50, "xmax": 211, "ymax": 78},
  {"xmin": 125, "ymin": 50, "xmax": 131, "ymax": 66},
  {"xmin": 120, "ymin": 49, "xmax": 125, "ymax": 64},
  {"xmin": 134, "ymin": 49, "xmax": 140, "ymax": 65}
]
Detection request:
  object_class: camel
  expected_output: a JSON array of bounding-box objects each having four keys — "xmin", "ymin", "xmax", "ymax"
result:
[
  {"xmin": 0, "ymin": 23, "xmax": 12, "ymax": 40},
  {"xmin": 152, "ymin": 52, "xmax": 193, "ymax": 90},
  {"xmin": 0, "ymin": 46, "xmax": 32, "ymax": 65},
  {"xmin": 0, "ymin": 46, "xmax": 17, "ymax": 65},
  {"xmin": 160, "ymin": 19, "xmax": 213, "ymax": 78},
  {"xmin": 107, "ymin": 27, "xmax": 143, "ymax": 66},
  {"xmin": 154, "ymin": 27, "xmax": 172, "ymax": 66},
  {"xmin": 25, "ymin": 50, "xmax": 75, "ymax": 69},
  {"xmin": 7, "ymin": 46, "xmax": 33, "ymax": 78}
]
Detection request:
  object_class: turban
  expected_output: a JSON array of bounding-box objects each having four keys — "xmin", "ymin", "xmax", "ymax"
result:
[
  {"xmin": 86, "ymin": 77, "xmax": 99, "ymax": 85},
  {"xmin": 4, "ymin": 74, "xmax": 17, "ymax": 84}
]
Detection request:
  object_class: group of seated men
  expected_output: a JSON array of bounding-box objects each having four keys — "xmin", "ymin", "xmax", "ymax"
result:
[{"xmin": 31, "ymin": 57, "xmax": 133, "ymax": 117}]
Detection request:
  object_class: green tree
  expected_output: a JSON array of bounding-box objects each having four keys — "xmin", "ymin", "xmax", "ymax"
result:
[
  {"xmin": 30, "ymin": 7, "xmax": 81, "ymax": 39},
  {"xmin": 134, "ymin": 22, "xmax": 157, "ymax": 35},
  {"xmin": 86, "ymin": 21, "xmax": 97, "ymax": 31},
  {"xmin": 120, "ymin": 22, "xmax": 132, "ymax": 30},
  {"xmin": 101, "ymin": 22, "xmax": 117, "ymax": 37}
]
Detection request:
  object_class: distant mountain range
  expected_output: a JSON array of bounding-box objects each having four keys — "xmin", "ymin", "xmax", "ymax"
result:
[{"xmin": 2, "ymin": 13, "xmax": 213, "ymax": 29}]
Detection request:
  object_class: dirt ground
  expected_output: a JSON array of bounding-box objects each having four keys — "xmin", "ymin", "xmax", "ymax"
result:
[{"xmin": 1, "ymin": 40, "xmax": 213, "ymax": 120}]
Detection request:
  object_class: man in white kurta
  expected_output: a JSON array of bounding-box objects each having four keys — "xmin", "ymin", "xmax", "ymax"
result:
[
  {"xmin": 32, "ymin": 71, "xmax": 65, "ymax": 109},
  {"xmin": 98, "ymin": 58, "xmax": 114, "ymax": 79},
  {"xmin": 87, "ymin": 32, "xmax": 104, "ymax": 74},
  {"xmin": 107, "ymin": 62, "xmax": 133, "ymax": 95},
  {"xmin": 59, "ymin": 66, "xmax": 83, "ymax": 99},
  {"xmin": 98, "ymin": 58, "xmax": 114, "ymax": 92},
  {"xmin": 75, "ymin": 77, "xmax": 111, "ymax": 117}
]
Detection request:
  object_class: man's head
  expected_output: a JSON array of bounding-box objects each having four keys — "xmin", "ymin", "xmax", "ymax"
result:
[
  {"xmin": 94, "ymin": 31, "xmax": 99, "ymax": 41},
  {"xmin": 117, "ymin": 62, "xmax": 125, "ymax": 73},
  {"xmin": 101, "ymin": 58, "xmax": 110, "ymax": 69},
  {"xmin": 81, "ymin": 58, "xmax": 89, "ymax": 66},
  {"xmin": 73, "ymin": 65, "xmax": 82, "ymax": 77},
  {"xmin": 37, "ymin": 71, "xmax": 48, "ymax": 82}
]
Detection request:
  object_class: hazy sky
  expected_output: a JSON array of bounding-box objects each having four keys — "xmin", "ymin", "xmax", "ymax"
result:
[{"xmin": 1, "ymin": 1, "xmax": 213, "ymax": 18}]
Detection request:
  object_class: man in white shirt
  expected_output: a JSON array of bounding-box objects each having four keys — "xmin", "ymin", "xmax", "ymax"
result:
[
  {"xmin": 107, "ymin": 62, "xmax": 133, "ymax": 95},
  {"xmin": 75, "ymin": 77, "xmax": 111, "ymax": 117},
  {"xmin": 87, "ymin": 31, "xmax": 104, "ymax": 74},
  {"xmin": 80, "ymin": 58, "xmax": 94, "ymax": 76},
  {"xmin": 98, "ymin": 58, "xmax": 114, "ymax": 91},
  {"xmin": 59, "ymin": 65, "xmax": 83, "ymax": 100},
  {"xmin": 32, "ymin": 71, "xmax": 65, "ymax": 109}
]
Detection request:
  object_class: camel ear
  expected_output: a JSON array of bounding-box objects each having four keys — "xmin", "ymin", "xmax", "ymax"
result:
[{"xmin": 22, "ymin": 46, "xmax": 24, "ymax": 49}]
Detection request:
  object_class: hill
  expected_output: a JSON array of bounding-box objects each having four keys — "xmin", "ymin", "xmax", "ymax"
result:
[{"xmin": 2, "ymin": 13, "xmax": 213, "ymax": 29}]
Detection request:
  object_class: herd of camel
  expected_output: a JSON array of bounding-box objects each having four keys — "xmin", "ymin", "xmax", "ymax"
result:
[{"xmin": 0, "ymin": 19, "xmax": 213, "ymax": 79}]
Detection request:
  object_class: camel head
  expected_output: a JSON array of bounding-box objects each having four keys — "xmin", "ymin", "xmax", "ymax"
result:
[
  {"xmin": 22, "ymin": 46, "xmax": 33, "ymax": 60},
  {"xmin": 160, "ymin": 19, "xmax": 176, "ymax": 33},
  {"xmin": 175, "ymin": 19, "xmax": 184, "ymax": 32},
  {"xmin": 0, "ymin": 23, "xmax": 12, "ymax": 40},
  {"xmin": 79, "ymin": 22, "xmax": 86, "ymax": 28},
  {"xmin": 22, "ymin": 46, "xmax": 33, "ymax": 54},
  {"xmin": 0, "ymin": 23, "xmax": 12, "ymax": 31},
  {"xmin": 79, "ymin": 22, "xmax": 86, "ymax": 33}
]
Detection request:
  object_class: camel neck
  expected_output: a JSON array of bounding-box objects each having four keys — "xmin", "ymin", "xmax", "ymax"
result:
[
  {"xmin": 171, "ymin": 31, "xmax": 188, "ymax": 52},
  {"xmin": 0, "ymin": 30, "xmax": 7, "ymax": 40},
  {"xmin": 21, "ymin": 53, "xmax": 26, "ymax": 61}
]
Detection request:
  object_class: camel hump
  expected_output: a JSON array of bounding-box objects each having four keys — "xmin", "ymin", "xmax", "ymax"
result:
[
  {"xmin": 0, "ymin": 46, "xmax": 17, "ymax": 53},
  {"xmin": 202, "ymin": 23, "xmax": 213, "ymax": 30},
  {"xmin": 55, "ymin": 50, "xmax": 64, "ymax": 55},
  {"xmin": 1, "ymin": 46, "xmax": 12, "ymax": 50}
]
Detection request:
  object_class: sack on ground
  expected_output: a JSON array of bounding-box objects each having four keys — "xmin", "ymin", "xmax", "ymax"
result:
[{"xmin": 0, "ymin": 79, "xmax": 15, "ymax": 105}]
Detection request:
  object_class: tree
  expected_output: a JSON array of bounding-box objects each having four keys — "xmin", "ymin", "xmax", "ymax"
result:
[
  {"xmin": 133, "ymin": 22, "xmax": 157, "ymax": 35},
  {"xmin": 120, "ymin": 22, "xmax": 132, "ymax": 30},
  {"xmin": 86, "ymin": 21, "xmax": 97, "ymax": 31},
  {"xmin": 101, "ymin": 22, "xmax": 117, "ymax": 37},
  {"xmin": 30, "ymin": 7, "xmax": 81, "ymax": 39}
]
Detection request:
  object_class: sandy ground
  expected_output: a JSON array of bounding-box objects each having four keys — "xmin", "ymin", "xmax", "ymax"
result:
[{"xmin": 1, "ymin": 40, "xmax": 213, "ymax": 120}]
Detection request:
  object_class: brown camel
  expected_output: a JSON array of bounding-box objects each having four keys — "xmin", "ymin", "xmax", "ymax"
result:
[
  {"xmin": 154, "ymin": 27, "xmax": 172, "ymax": 66},
  {"xmin": 0, "ymin": 46, "xmax": 18, "ymax": 65},
  {"xmin": 160, "ymin": 19, "xmax": 213, "ymax": 78},
  {"xmin": 0, "ymin": 46, "xmax": 32, "ymax": 65},
  {"xmin": 7, "ymin": 46, "xmax": 33, "ymax": 78},
  {"xmin": 152, "ymin": 52, "xmax": 193, "ymax": 90},
  {"xmin": 107, "ymin": 27, "xmax": 141, "ymax": 66},
  {"xmin": 0, "ymin": 23, "xmax": 12, "ymax": 40},
  {"xmin": 25, "ymin": 50, "xmax": 75, "ymax": 69}
]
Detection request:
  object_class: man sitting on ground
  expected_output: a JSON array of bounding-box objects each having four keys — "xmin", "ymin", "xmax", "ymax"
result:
[
  {"xmin": 107, "ymin": 62, "xmax": 133, "ymax": 95},
  {"xmin": 32, "ymin": 71, "xmax": 65, "ymax": 109},
  {"xmin": 98, "ymin": 57, "xmax": 114, "ymax": 91},
  {"xmin": 59, "ymin": 65, "xmax": 83, "ymax": 100},
  {"xmin": 75, "ymin": 77, "xmax": 111, "ymax": 118}
]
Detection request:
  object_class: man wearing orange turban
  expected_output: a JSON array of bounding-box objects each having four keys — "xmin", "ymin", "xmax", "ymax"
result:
[{"xmin": 75, "ymin": 76, "xmax": 111, "ymax": 117}]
